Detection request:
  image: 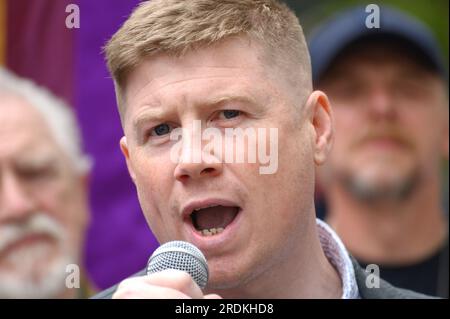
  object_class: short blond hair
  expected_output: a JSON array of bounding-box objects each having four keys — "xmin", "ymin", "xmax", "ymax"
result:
[{"xmin": 105, "ymin": 0, "xmax": 312, "ymax": 118}]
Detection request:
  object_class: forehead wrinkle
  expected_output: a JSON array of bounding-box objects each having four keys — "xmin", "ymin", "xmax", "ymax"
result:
[
  {"xmin": 127, "ymin": 59, "xmax": 260, "ymax": 102},
  {"xmin": 133, "ymin": 73, "xmax": 249, "ymax": 102},
  {"xmin": 129, "ymin": 71, "xmax": 259, "ymax": 118},
  {"xmin": 0, "ymin": 111, "xmax": 57, "ymax": 158}
]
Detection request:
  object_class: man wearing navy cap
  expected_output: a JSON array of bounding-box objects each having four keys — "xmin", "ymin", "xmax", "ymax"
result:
[{"xmin": 309, "ymin": 6, "xmax": 448, "ymax": 297}]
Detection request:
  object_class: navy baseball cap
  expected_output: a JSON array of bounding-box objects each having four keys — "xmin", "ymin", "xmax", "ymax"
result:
[{"xmin": 307, "ymin": 5, "xmax": 448, "ymax": 84}]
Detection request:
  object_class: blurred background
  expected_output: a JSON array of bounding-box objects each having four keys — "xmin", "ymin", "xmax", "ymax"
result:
[{"xmin": 0, "ymin": 0, "xmax": 448, "ymax": 291}]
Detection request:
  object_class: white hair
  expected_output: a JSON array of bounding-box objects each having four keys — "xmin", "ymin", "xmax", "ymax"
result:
[{"xmin": 0, "ymin": 67, "xmax": 91, "ymax": 174}]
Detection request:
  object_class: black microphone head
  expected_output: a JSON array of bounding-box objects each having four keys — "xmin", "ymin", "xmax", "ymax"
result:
[{"xmin": 146, "ymin": 240, "xmax": 209, "ymax": 289}]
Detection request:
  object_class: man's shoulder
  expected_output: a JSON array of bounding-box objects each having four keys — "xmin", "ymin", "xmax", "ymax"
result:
[
  {"xmin": 91, "ymin": 269, "xmax": 146, "ymax": 299},
  {"xmin": 351, "ymin": 257, "xmax": 438, "ymax": 299}
]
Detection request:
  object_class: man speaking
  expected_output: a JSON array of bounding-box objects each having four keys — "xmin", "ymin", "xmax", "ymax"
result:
[{"xmin": 94, "ymin": 0, "xmax": 431, "ymax": 299}]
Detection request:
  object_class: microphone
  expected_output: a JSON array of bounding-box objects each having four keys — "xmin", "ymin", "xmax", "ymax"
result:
[{"xmin": 146, "ymin": 240, "xmax": 209, "ymax": 289}]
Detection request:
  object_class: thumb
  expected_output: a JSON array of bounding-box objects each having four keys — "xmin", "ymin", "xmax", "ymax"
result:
[{"xmin": 204, "ymin": 293, "xmax": 223, "ymax": 299}]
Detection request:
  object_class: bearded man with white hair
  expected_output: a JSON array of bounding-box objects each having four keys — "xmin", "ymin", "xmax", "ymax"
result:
[{"xmin": 0, "ymin": 67, "xmax": 94, "ymax": 298}]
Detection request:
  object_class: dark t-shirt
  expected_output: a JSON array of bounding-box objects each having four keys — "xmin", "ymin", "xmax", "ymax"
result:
[{"xmin": 358, "ymin": 241, "xmax": 449, "ymax": 298}]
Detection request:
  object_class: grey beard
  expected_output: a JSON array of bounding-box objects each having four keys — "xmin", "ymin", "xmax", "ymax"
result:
[
  {"xmin": 341, "ymin": 171, "xmax": 420, "ymax": 204},
  {"xmin": 0, "ymin": 247, "xmax": 75, "ymax": 298}
]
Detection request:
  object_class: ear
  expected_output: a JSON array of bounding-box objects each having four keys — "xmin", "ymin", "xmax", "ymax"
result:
[
  {"xmin": 120, "ymin": 136, "xmax": 137, "ymax": 183},
  {"xmin": 305, "ymin": 90, "xmax": 334, "ymax": 166}
]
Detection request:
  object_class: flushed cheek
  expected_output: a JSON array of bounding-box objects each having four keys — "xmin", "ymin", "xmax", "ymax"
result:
[
  {"xmin": 135, "ymin": 184, "xmax": 168, "ymax": 241},
  {"xmin": 134, "ymin": 163, "xmax": 178, "ymax": 238},
  {"xmin": 333, "ymin": 127, "xmax": 360, "ymax": 153},
  {"xmin": 135, "ymin": 174, "xmax": 162, "ymax": 215},
  {"xmin": 46, "ymin": 186, "xmax": 86, "ymax": 251},
  {"xmin": 242, "ymin": 155, "xmax": 306, "ymax": 232},
  {"xmin": 278, "ymin": 135, "xmax": 315, "ymax": 210},
  {"xmin": 37, "ymin": 185, "xmax": 74, "ymax": 222}
]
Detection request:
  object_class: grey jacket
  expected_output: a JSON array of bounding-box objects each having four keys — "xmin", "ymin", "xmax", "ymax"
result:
[{"xmin": 92, "ymin": 257, "xmax": 435, "ymax": 299}]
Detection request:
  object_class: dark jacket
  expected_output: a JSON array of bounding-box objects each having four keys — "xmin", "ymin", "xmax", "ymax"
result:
[
  {"xmin": 350, "ymin": 257, "xmax": 435, "ymax": 299},
  {"xmin": 92, "ymin": 257, "xmax": 435, "ymax": 299}
]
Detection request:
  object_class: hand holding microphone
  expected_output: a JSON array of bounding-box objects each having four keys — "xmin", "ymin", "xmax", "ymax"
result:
[{"xmin": 112, "ymin": 241, "xmax": 222, "ymax": 299}]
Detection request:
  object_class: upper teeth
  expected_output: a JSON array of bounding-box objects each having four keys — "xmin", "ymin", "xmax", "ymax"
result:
[{"xmin": 193, "ymin": 204, "xmax": 219, "ymax": 212}]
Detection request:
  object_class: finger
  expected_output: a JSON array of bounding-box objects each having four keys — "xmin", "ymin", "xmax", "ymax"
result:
[
  {"xmin": 203, "ymin": 293, "xmax": 223, "ymax": 299},
  {"xmin": 144, "ymin": 269, "xmax": 204, "ymax": 299},
  {"xmin": 113, "ymin": 280, "xmax": 191, "ymax": 299},
  {"xmin": 115, "ymin": 270, "xmax": 204, "ymax": 299}
]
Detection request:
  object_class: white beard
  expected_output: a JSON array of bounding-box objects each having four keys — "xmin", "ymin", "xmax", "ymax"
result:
[{"xmin": 0, "ymin": 213, "xmax": 76, "ymax": 298}]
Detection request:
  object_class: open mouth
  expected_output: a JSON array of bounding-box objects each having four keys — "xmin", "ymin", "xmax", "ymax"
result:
[{"xmin": 190, "ymin": 205, "xmax": 240, "ymax": 237}]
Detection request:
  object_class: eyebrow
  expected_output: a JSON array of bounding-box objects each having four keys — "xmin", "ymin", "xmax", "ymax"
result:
[
  {"xmin": 132, "ymin": 93, "xmax": 263, "ymax": 131},
  {"xmin": 133, "ymin": 108, "xmax": 166, "ymax": 130},
  {"xmin": 209, "ymin": 94, "xmax": 259, "ymax": 109},
  {"xmin": 16, "ymin": 154, "xmax": 59, "ymax": 169}
]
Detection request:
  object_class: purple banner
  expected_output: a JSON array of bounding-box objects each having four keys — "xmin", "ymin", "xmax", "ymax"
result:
[{"xmin": 76, "ymin": 0, "xmax": 159, "ymax": 289}]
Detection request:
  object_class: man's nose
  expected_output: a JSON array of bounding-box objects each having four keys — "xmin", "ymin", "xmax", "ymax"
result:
[
  {"xmin": 174, "ymin": 159, "xmax": 223, "ymax": 182},
  {"xmin": 173, "ymin": 131, "xmax": 223, "ymax": 182},
  {"xmin": 0, "ymin": 172, "xmax": 35, "ymax": 222},
  {"xmin": 366, "ymin": 87, "xmax": 397, "ymax": 121}
]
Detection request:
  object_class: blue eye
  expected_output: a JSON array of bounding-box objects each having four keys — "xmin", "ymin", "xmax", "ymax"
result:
[
  {"xmin": 222, "ymin": 110, "xmax": 241, "ymax": 119},
  {"xmin": 152, "ymin": 123, "xmax": 172, "ymax": 136}
]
